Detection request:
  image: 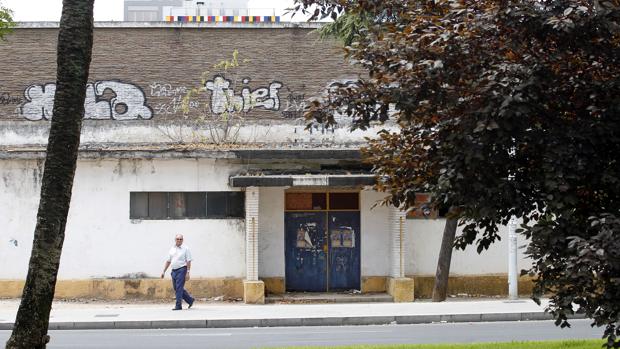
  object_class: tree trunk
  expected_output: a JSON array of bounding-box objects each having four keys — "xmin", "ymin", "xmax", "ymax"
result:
[
  {"xmin": 432, "ymin": 207, "xmax": 458, "ymax": 302},
  {"xmin": 5, "ymin": 2, "xmax": 94, "ymax": 348}
]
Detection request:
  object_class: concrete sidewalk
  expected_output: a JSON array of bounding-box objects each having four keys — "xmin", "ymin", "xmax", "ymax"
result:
[{"xmin": 0, "ymin": 298, "xmax": 567, "ymax": 330}]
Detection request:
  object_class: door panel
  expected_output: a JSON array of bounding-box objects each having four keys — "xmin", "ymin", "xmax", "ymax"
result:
[
  {"xmin": 285, "ymin": 212, "xmax": 327, "ymax": 291},
  {"xmin": 328, "ymin": 211, "xmax": 361, "ymax": 290}
]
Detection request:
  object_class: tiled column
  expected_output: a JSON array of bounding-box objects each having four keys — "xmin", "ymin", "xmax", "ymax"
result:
[
  {"xmin": 388, "ymin": 206, "xmax": 414, "ymax": 302},
  {"xmin": 390, "ymin": 207, "xmax": 407, "ymax": 277},
  {"xmin": 244, "ymin": 186, "xmax": 264, "ymax": 304}
]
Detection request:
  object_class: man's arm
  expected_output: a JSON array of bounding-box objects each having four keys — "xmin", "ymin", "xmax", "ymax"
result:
[
  {"xmin": 161, "ymin": 261, "xmax": 170, "ymax": 279},
  {"xmin": 185, "ymin": 260, "xmax": 191, "ymax": 280}
]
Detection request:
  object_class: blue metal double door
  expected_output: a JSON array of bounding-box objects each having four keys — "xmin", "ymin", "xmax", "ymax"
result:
[{"xmin": 285, "ymin": 211, "xmax": 361, "ymax": 292}]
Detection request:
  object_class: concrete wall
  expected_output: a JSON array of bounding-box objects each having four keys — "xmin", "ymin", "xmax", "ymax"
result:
[
  {"xmin": 1, "ymin": 157, "xmax": 533, "ymax": 281},
  {"xmin": 258, "ymin": 187, "xmax": 285, "ymax": 277},
  {"xmin": 0, "ymin": 158, "xmax": 247, "ymax": 279},
  {"xmin": 360, "ymin": 190, "xmax": 391, "ymax": 276},
  {"xmin": 406, "ymin": 216, "xmax": 531, "ymax": 276}
]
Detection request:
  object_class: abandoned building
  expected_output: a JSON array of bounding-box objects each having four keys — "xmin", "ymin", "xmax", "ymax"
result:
[{"xmin": 0, "ymin": 22, "xmax": 532, "ymax": 303}]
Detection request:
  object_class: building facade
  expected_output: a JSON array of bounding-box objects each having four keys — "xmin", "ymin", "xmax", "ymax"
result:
[
  {"xmin": 0, "ymin": 22, "xmax": 532, "ymax": 303},
  {"xmin": 124, "ymin": 0, "xmax": 276, "ymax": 21}
]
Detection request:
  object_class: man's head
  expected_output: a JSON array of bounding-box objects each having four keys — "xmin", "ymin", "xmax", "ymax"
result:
[{"xmin": 175, "ymin": 234, "xmax": 184, "ymax": 247}]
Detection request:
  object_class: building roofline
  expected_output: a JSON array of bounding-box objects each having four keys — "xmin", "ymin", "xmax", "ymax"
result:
[
  {"xmin": 0, "ymin": 144, "xmax": 362, "ymax": 160},
  {"xmin": 15, "ymin": 21, "xmax": 323, "ymax": 29}
]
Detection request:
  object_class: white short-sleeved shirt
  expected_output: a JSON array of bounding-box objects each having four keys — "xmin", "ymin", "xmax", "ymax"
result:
[{"xmin": 167, "ymin": 245, "xmax": 192, "ymax": 270}]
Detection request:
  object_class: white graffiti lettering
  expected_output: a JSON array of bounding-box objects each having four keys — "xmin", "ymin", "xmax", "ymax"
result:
[
  {"xmin": 148, "ymin": 82, "xmax": 188, "ymax": 97},
  {"xmin": 20, "ymin": 81, "xmax": 153, "ymax": 121},
  {"xmin": 149, "ymin": 82, "xmax": 198, "ymax": 115},
  {"xmin": 21, "ymin": 84, "xmax": 56, "ymax": 120},
  {"xmin": 205, "ymin": 76, "xmax": 282, "ymax": 114}
]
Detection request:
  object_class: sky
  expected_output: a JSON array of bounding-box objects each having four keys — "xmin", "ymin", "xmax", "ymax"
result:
[{"xmin": 2, "ymin": 0, "xmax": 296, "ymax": 22}]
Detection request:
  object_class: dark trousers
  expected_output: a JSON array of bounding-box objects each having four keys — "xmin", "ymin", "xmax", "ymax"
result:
[{"xmin": 171, "ymin": 266, "xmax": 194, "ymax": 309}]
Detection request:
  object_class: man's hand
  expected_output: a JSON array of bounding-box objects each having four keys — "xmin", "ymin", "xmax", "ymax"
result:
[
  {"xmin": 160, "ymin": 272, "xmax": 165, "ymax": 279},
  {"xmin": 186, "ymin": 271, "xmax": 190, "ymax": 281}
]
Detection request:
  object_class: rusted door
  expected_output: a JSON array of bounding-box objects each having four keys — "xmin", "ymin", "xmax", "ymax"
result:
[
  {"xmin": 328, "ymin": 211, "xmax": 361, "ymax": 290},
  {"xmin": 284, "ymin": 211, "xmax": 328, "ymax": 291}
]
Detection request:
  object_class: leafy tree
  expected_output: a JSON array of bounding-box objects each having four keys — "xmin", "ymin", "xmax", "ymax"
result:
[
  {"xmin": 308, "ymin": 3, "xmax": 461, "ymax": 303},
  {"xmin": 0, "ymin": 1, "xmax": 15, "ymax": 39},
  {"xmin": 5, "ymin": 1, "xmax": 95, "ymax": 348},
  {"xmin": 315, "ymin": 12, "xmax": 372, "ymax": 46},
  {"xmin": 294, "ymin": 0, "xmax": 620, "ymax": 346}
]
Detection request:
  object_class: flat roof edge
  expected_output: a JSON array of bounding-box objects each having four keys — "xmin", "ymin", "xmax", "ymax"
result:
[
  {"xmin": 15, "ymin": 21, "xmax": 323, "ymax": 29},
  {"xmin": 0, "ymin": 147, "xmax": 362, "ymax": 160}
]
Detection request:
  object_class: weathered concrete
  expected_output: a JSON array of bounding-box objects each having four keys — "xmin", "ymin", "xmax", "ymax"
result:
[
  {"xmin": 361, "ymin": 276, "xmax": 387, "ymax": 293},
  {"xmin": 230, "ymin": 174, "xmax": 375, "ymax": 187},
  {"xmin": 243, "ymin": 280, "xmax": 265, "ymax": 304},
  {"xmin": 387, "ymin": 277, "xmax": 415, "ymax": 303},
  {"xmin": 262, "ymin": 277, "xmax": 285, "ymax": 295},
  {"xmin": 0, "ymin": 278, "xmax": 244, "ymax": 300},
  {"xmin": 412, "ymin": 275, "xmax": 534, "ymax": 299}
]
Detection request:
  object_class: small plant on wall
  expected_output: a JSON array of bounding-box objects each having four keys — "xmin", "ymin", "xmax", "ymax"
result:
[
  {"xmin": 180, "ymin": 49, "xmax": 262, "ymax": 145},
  {"xmin": 0, "ymin": 1, "xmax": 15, "ymax": 40}
]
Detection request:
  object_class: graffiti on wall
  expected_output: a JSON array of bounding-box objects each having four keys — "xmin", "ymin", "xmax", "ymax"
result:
[
  {"xmin": 0, "ymin": 92, "xmax": 23, "ymax": 106},
  {"xmin": 14, "ymin": 77, "xmax": 315, "ymax": 121},
  {"xmin": 20, "ymin": 81, "xmax": 153, "ymax": 121},
  {"xmin": 281, "ymin": 88, "xmax": 306, "ymax": 119},
  {"xmin": 148, "ymin": 82, "xmax": 199, "ymax": 115},
  {"xmin": 205, "ymin": 75, "xmax": 282, "ymax": 114}
]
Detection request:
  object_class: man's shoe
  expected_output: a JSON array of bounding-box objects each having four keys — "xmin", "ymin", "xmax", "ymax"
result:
[
  {"xmin": 188, "ymin": 300, "xmax": 194, "ymax": 309},
  {"xmin": 172, "ymin": 307, "xmax": 182, "ymax": 311}
]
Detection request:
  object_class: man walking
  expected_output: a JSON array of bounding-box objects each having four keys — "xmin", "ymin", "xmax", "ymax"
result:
[{"xmin": 161, "ymin": 234, "xmax": 195, "ymax": 310}]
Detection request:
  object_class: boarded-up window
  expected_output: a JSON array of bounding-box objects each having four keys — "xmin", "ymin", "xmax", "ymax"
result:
[
  {"xmin": 130, "ymin": 192, "xmax": 148, "ymax": 218},
  {"xmin": 148, "ymin": 192, "xmax": 168, "ymax": 219},
  {"xmin": 227, "ymin": 192, "xmax": 245, "ymax": 218},
  {"xmin": 169, "ymin": 192, "xmax": 186, "ymax": 218},
  {"xmin": 207, "ymin": 192, "xmax": 227, "ymax": 217},
  {"xmin": 129, "ymin": 192, "xmax": 243, "ymax": 219},
  {"xmin": 329, "ymin": 193, "xmax": 359, "ymax": 210},
  {"xmin": 207, "ymin": 191, "xmax": 246, "ymax": 218},
  {"xmin": 285, "ymin": 193, "xmax": 327, "ymax": 210},
  {"xmin": 185, "ymin": 192, "xmax": 207, "ymax": 218}
]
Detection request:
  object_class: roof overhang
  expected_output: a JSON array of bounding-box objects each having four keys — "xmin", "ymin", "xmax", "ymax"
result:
[{"xmin": 229, "ymin": 174, "xmax": 376, "ymax": 188}]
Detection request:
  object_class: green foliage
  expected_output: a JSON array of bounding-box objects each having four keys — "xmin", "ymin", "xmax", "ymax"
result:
[
  {"xmin": 315, "ymin": 12, "xmax": 372, "ymax": 46},
  {"xmin": 0, "ymin": 1, "xmax": 15, "ymax": 40},
  {"xmin": 294, "ymin": 0, "xmax": 620, "ymax": 347}
]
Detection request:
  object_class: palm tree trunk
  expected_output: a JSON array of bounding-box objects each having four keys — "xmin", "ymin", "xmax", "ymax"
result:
[
  {"xmin": 5, "ymin": 1, "xmax": 94, "ymax": 348},
  {"xmin": 432, "ymin": 207, "xmax": 458, "ymax": 302}
]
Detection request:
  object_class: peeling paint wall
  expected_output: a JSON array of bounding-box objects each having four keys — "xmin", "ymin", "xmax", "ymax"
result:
[
  {"xmin": 0, "ymin": 158, "xmax": 247, "ymax": 279},
  {"xmin": 1, "ymin": 157, "xmax": 532, "ymax": 281}
]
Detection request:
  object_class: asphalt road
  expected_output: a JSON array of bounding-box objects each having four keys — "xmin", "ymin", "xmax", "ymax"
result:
[{"xmin": 0, "ymin": 319, "xmax": 603, "ymax": 349}]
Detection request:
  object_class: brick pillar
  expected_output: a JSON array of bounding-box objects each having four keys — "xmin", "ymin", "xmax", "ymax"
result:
[{"xmin": 244, "ymin": 186, "xmax": 264, "ymax": 304}]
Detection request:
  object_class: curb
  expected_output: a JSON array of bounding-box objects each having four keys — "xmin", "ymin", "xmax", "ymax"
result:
[{"xmin": 0, "ymin": 312, "xmax": 584, "ymax": 330}]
